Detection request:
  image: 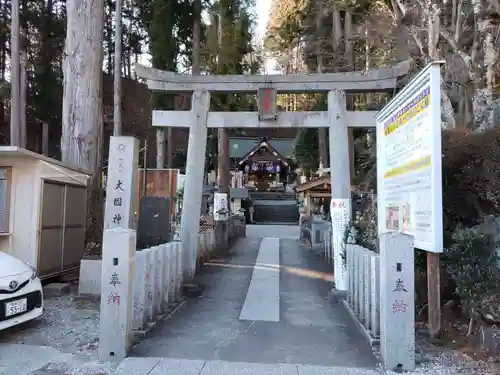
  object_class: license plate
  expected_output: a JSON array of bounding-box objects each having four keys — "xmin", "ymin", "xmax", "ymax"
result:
[{"xmin": 5, "ymin": 298, "xmax": 28, "ymax": 317}]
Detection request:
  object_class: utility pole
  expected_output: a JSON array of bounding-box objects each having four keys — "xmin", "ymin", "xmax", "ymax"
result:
[
  {"xmin": 216, "ymin": 11, "xmax": 230, "ymax": 195},
  {"xmin": 10, "ymin": 0, "xmax": 20, "ymax": 146},
  {"xmin": 113, "ymin": 0, "xmax": 123, "ymax": 136}
]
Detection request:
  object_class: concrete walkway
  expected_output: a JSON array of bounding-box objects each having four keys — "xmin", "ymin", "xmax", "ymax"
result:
[{"xmin": 125, "ymin": 225, "xmax": 378, "ymax": 373}]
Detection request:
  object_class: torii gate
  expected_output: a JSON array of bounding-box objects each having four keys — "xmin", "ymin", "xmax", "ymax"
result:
[{"xmin": 135, "ymin": 62, "xmax": 411, "ymax": 288}]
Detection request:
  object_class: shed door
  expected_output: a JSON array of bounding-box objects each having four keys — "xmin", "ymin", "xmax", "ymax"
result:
[
  {"xmin": 39, "ymin": 181, "xmax": 87, "ymax": 278},
  {"xmin": 39, "ymin": 181, "xmax": 65, "ymax": 277},
  {"xmin": 62, "ymin": 185, "xmax": 86, "ymax": 269}
]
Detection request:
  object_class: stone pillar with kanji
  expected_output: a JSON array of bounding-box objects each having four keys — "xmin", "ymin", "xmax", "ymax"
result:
[
  {"xmin": 379, "ymin": 232, "xmax": 415, "ymax": 371},
  {"xmin": 104, "ymin": 136, "xmax": 139, "ymax": 230},
  {"xmin": 99, "ymin": 227, "xmax": 136, "ymax": 362}
]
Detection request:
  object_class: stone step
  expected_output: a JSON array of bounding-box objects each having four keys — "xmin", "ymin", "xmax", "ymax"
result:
[
  {"xmin": 254, "ymin": 205, "xmax": 300, "ymax": 224},
  {"xmin": 250, "ymin": 191, "xmax": 297, "ymax": 201},
  {"xmin": 113, "ymin": 358, "xmax": 379, "ymax": 375}
]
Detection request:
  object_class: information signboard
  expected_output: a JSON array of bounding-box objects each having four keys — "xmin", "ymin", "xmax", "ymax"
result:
[
  {"xmin": 375, "ymin": 62, "xmax": 443, "ymax": 253},
  {"xmin": 213, "ymin": 192, "xmax": 228, "ymax": 221}
]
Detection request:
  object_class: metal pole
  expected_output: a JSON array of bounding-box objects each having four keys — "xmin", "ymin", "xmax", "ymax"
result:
[
  {"xmin": 10, "ymin": 0, "xmax": 20, "ymax": 146},
  {"xmin": 113, "ymin": 0, "xmax": 123, "ymax": 136}
]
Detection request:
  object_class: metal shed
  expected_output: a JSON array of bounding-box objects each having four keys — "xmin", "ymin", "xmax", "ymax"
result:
[{"xmin": 0, "ymin": 147, "xmax": 90, "ymax": 279}]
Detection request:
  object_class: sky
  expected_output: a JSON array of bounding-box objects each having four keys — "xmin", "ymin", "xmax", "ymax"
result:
[
  {"xmin": 255, "ymin": 0, "xmax": 270, "ymax": 42},
  {"xmin": 254, "ymin": 0, "xmax": 278, "ymax": 74}
]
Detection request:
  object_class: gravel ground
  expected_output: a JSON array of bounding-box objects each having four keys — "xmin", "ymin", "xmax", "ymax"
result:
[{"xmin": 0, "ymin": 290, "xmax": 101, "ymax": 358}]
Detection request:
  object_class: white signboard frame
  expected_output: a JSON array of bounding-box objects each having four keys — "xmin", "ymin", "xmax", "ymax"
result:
[{"xmin": 375, "ymin": 61, "xmax": 444, "ymax": 253}]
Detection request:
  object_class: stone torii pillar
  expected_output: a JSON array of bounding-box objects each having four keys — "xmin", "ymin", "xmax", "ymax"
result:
[
  {"xmin": 328, "ymin": 90, "xmax": 350, "ymax": 292},
  {"xmin": 180, "ymin": 90, "xmax": 210, "ymax": 280}
]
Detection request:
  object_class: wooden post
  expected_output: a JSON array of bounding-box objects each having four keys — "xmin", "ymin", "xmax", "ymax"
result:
[
  {"xmin": 427, "ymin": 19, "xmax": 442, "ymax": 340},
  {"xmin": 427, "ymin": 252, "xmax": 441, "ymax": 338}
]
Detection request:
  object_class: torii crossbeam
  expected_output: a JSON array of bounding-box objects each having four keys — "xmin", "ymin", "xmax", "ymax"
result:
[
  {"xmin": 135, "ymin": 61, "xmax": 411, "ymax": 288},
  {"xmin": 135, "ymin": 60, "xmax": 410, "ymax": 93}
]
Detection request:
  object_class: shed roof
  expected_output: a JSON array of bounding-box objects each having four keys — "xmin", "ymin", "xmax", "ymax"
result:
[{"xmin": 0, "ymin": 146, "xmax": 92, "ymax": 175}]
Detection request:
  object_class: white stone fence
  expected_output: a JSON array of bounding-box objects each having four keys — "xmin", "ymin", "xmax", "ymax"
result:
[
  {"xmin": 196, "ymin": 229, "xmax": 216, "ymax": 266},
  {"xmin": 132, "ymin": 241, "xmax": 183, "ymax": 331},
  {"xmin": 321, "ymin": 230, "xmax": 381, "ymax": 343},
  {"xmin": 133, "ymin": 229, "xmax": 216, "ymax": 331},
  {"xmin": 81, "ymin": 230, "xmax": 216, "ymax": 298},
  {"xmin": 345, "ymin": 243, "xmax": 381, "ymax": 343},
  {"xmin": 323, "ymin": 227, "xmax": 333, "ymax": 264},
  {"xmin": 99, "ymin": 228, "xmax": 216, "ymax": 362}
]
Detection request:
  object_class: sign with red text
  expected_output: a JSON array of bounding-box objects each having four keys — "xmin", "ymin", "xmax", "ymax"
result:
[{"xmin": 258, "ymin": 88, "xmax": 277, "ymax": 121}]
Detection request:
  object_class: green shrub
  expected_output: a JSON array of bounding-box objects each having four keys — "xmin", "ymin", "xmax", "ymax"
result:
[{"xmin": 443, "ymin": 224, "xmax": 499, "ymax": 315}]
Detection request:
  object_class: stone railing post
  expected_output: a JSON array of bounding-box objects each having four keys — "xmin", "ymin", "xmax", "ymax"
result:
[
  {"xmin": 99, "ymin": 228, "xmax": 136, "ymax": 362},
  {"xmin": 379, "ymin": 232, "xmax": 415, "ymax": 371}
]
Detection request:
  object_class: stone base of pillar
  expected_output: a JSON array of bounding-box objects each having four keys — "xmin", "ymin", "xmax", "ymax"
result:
[{"xmin": 328, "ymin": 288, "xmax": 347, "ymax": 304}]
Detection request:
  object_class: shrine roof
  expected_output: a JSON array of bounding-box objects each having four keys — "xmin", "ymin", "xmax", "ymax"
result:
[
  {"xmin": 237, "ymin": 139, "xmax": 291, "ymax": 167},
  {"xmin": 229, "ymin": 137, "xmax": 295, "ymax": 158}
]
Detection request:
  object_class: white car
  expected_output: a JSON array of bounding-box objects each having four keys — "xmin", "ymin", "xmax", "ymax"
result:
[{"xmin": 0, "ymin": 252, "xmax": 43, "ymax": 331}]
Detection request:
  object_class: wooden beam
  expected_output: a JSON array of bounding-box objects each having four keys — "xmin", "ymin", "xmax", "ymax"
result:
[
  {"xmin": 310, "ymin": 192, "xmax": 332, "ymax": 198},
  {"xmin": 134, "ymin": 60, "xmax": 411, "ymax": 93},
  {"xmin": 296, "ymin": 176, "xmax": 331, "ymax": 192},
  {"xmin": 152, "ymin": 110, "xmax": 377, "ymax": 128}
]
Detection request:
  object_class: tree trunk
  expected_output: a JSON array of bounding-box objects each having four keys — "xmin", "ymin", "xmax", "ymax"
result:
[
  {"xmin": 19, "ymin": 50, "xmax": 26, "ymax": 148},
  {"xmin": 332, "ymin": 10, "xmax": 342, "ymax": 58},
  {"xmin": 10, "ymin": 0, "xmax": 20, "ymax": 146},
  {"xmin": 316, "ymin": 12, "xmax": 327, "ymax": 173},
  {"xmin": 113, "ymin": 0, "xmax": 122, "ymax": 135},
  {"xmin": 62, "ymin": 0, "xmax": 104, "ymax": 170},
  {"xmin": 427, "ymin": 3, "xmax": 456, "ymax": 129},
  {"xmin": 42, "ymin": 122, "xmax": 49, "ymax": 156},
  {"xmin": 344, "ymin": 12, "xmax": 356, "ymax": 182},
  {"xmin": 62, "ymin": 0, "xmax": 105, "ymax": 243},
  {"xmin": 192, "ymin": 0, "xmax": 201, "ymax": 76},
  {"xmin": 365, "ymin": 25, "xmax": 374, "ymax": 145},
  {"xmin": 216, "ymin": 9, "xmax": 230, "ymax": 194},
  {"xmin": 191, "ymin": 0, "xmax": 202, "ymax": 175},
  {"xmin": 105, "ymin": 0, "xmax": 113, "ymax": 74}
]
